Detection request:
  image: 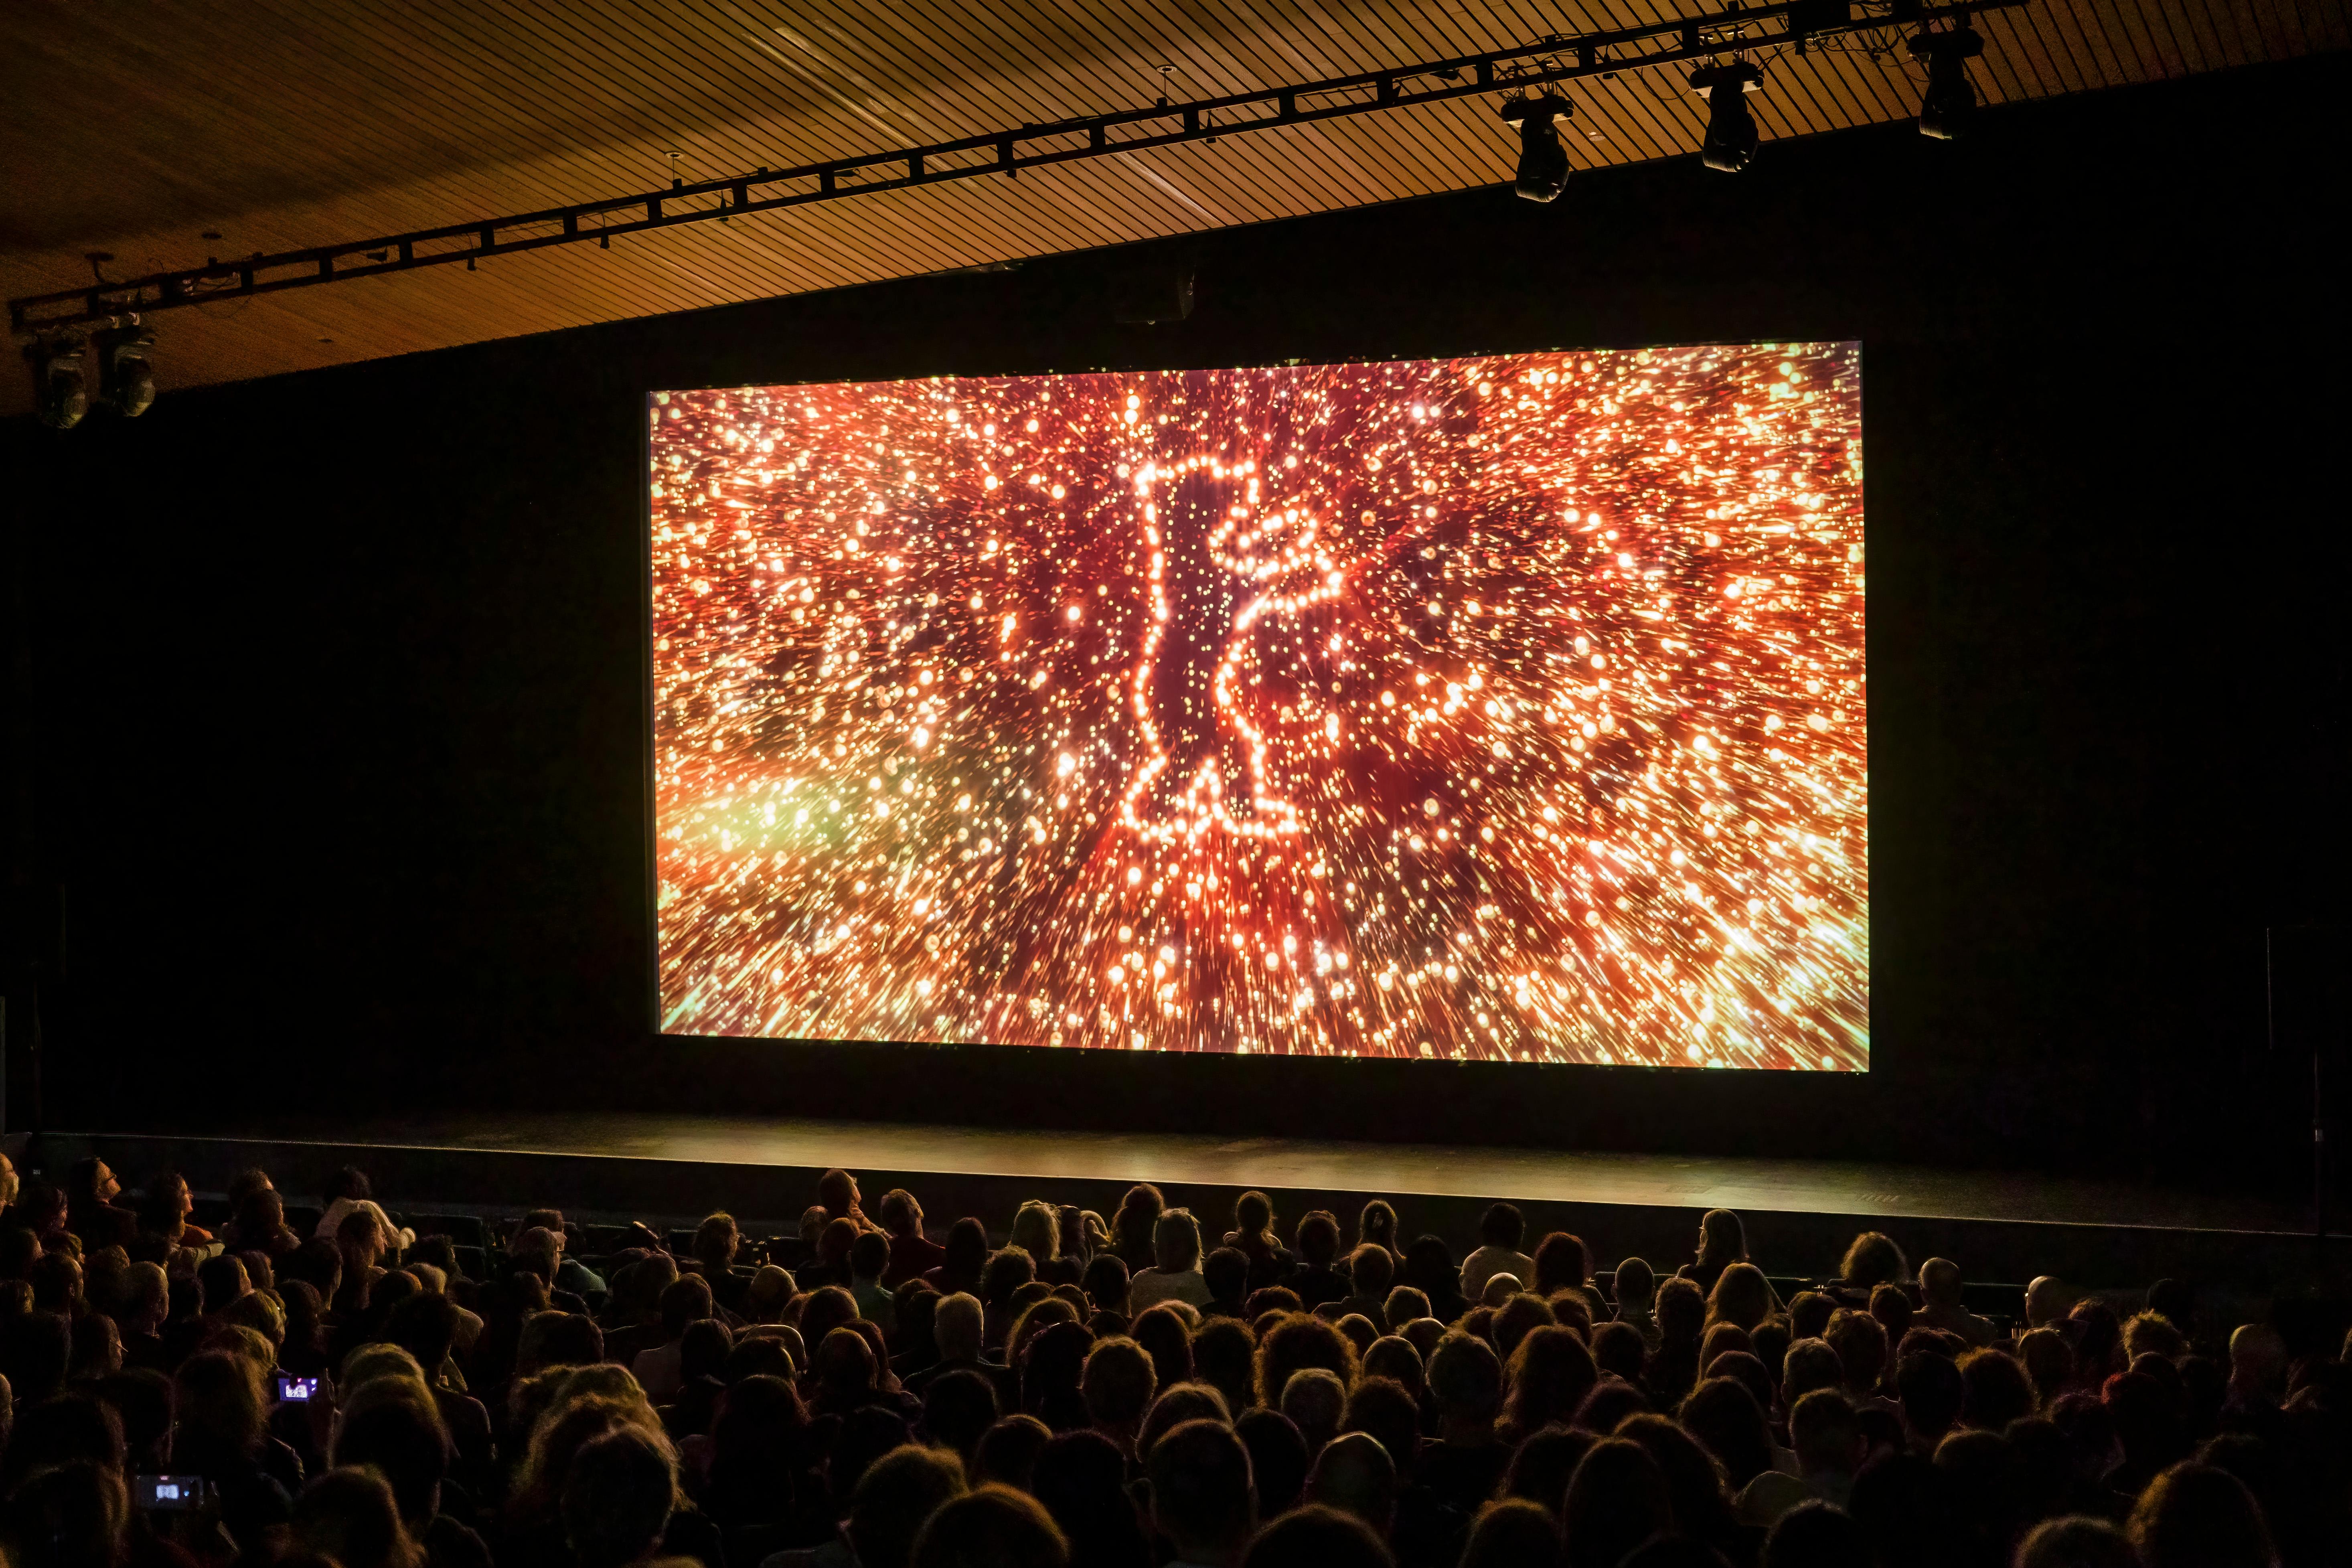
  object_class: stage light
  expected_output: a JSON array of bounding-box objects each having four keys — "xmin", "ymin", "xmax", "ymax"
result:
[
  {"xmin": 93, "ymin": 324, "xmax": 157, "ymax": 418},
  {"xmin": 1499, "ymin": 93, "xmax": 1573, "ymax": 203},
  {"xmin": 1910, "ymin": 26, "xmax": 1985, "ymax": 139},
  {"xmin": 22, "ymin": 336, "xmax": 88, "ymax": 429},
  {"xmin": 1689, "ymin": 61, "xmax": 1765, "ymax": 172}
]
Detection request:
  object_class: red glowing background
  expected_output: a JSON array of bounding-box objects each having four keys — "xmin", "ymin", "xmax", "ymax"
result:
[{"xmin": 650, "ymin": 342, "xmax": 1866, "ymax": 1069}]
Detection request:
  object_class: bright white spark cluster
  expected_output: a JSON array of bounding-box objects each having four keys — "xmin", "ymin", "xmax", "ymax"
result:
[{"xmin": 650, "ymin": 342, "xmax": 1867, "ymax": 1070}]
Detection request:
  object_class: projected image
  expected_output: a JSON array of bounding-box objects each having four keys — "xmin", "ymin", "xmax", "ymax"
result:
[{"xmin": 651, "ymin": 342, "xmax": 1866, "ymax": 1069}]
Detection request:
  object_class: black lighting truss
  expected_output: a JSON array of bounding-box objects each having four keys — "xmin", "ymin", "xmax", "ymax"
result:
[{"xmin": 10, "ymin": 0, "xmax": 2017, "ymax": 335}]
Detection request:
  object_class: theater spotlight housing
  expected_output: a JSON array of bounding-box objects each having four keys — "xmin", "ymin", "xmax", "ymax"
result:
[
  {"xmin": 1689, "ymin": 61, "xmax": 1765, "ymax": 173},
  {"xmin": 1910, "ymin": 26, "xmax": 1986, "ymax": 139},
  {"xmin": 93, "ymin": 324, "xmax": 158, "ymax": 418},
  {"xmin": 23, "ymin": 336, "xmax": 89, "ymax": 430},
  {"xmin": 1499, "ymin": 93, "xmax": 1574, "ymax": 203}
]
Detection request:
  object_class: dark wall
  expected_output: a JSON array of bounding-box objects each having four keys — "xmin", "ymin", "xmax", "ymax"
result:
[{"xmin": 6, "ymin": 54, "xmax": 2348, "ymax": 1187}]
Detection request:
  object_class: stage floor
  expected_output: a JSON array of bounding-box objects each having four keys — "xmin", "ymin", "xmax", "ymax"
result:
[{"xmin": 54, "ymin": 1108, "xmax": 2310, "ymax": 1234}]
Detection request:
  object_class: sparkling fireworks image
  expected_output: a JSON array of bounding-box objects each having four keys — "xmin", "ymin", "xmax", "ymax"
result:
[{"xmin": 650, "ymin": 342, "xmax": 1866, "ymax": 1070}]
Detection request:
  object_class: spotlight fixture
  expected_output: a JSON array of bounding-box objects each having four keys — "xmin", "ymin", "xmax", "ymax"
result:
[
  {"xmin": 1910, "ymin": 26, "xmax": 1985, "ymax": 139},
  {"xmin": 93, "ymin": 323, "xmax": 157, "ymax": 417},
  {"xmin": 1689, "ymin": 60, "xmax": 1765, "ymax": 173},
  {"xmin": 23, "ymin": 335, "xmax": 88, "ymax": 429},
  {"xmin": 1499, "ymin": 93, "xmax": 1573, "ymax": 203}
]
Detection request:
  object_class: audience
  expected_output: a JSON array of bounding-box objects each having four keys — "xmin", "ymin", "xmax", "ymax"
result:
[{"xmin": 0, "ymin": 1155, "xmax": 2319, "ymax": 1568}]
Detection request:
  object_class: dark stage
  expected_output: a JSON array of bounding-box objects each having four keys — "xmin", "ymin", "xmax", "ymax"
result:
[{"xmin": 19, "ymin": 1112, "xmax": 2342, "ymax": 1303}]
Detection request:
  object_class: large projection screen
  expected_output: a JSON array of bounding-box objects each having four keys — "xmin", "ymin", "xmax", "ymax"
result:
[{"xmin": 650, "ymin": 342, "xmax": 1866, "ymax": 1070}]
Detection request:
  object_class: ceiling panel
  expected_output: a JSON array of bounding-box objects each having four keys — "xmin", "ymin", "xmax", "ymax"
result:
[{"xmin": 4, "ymin": 0, "xmax": 2345, "ymax": 415}]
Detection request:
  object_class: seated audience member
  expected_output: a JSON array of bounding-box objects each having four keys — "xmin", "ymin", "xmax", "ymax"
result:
[
  {"xmin": 1869, "ymin": 1282, "xmax": 1914, "ymax": 1352},
  {"xmin": 1289, "ymin": 1212, "xmax": 1349, "ymax": 1313},
  {"xmin": 912, "ymin": 1484, "xmax": 1070, "ymax": 1568},
  {"xmin": 1679, "ymin": 1375, "xmax": 1779, "ymax": 1490},
  {"xmin": 1202, "ymin": 1248, "xmax": 1251, "ymax": 1320},
  {"xmin": 1398, "ymin": 1237, "xmax": 1465, "ymax": 1326},
  {"xmin": 1788, "ymin": 1289, "xmax": 1837, "ymax": 1343},
  {"xmin": 905, "ymin": 1292, "xmax": 1004, "ymax": 1400},
  {"xmin": 1110, "ymin": 1185, "xmax": 1165, "ymax": 1274},
  {"xmin": 559, "ymin": 1426, "xmax": 684, "ymax": 1568},
  {"xmin": 1836, "ymin": 1232, "xmax": 1908, "ymax": 1297},
  {"xmin": 138, "ymin": 1169, "xmax": 211, "ymax": 1249},
  {"xmin": 1915, "ymin": 1258, "xmax": 1996, "ymax": 1346},
  {"xmin": 1498, "ymin": 1325, "xmax": 1598, "ymax": 1443},
  {"xmin": 1679, "ymin": 1209, "xmax": 1754, "ymax": 1297},
  {"xmin": 1082, "ymin": 1252, "xmax": 1133, "ymax": 1326},
  {"xmin": 1611, "ymin": 1256, "xmax": 1661, "ymax": 1349},
  {"xmin": 1822, "ymin": 1309, "xmax": 1893, "ymax": 1410},
  {"xmin": 1012, "ymin": 1202, "xmax": 1073, "ymax": 1289},
  {"xmin": 1705, "ymin": 1261, "xmax": 1778, "ymax": 1334},
  {"xmin": 1334, "ymin": 1243, "xmax": 1395, "ymax": 1325},
  {"xmin": 923, "ymin": 1217, "xmax": 990, "ymax": 1299},
  {"xmin": 924, "ymin": 1368, "xmax": 1003, "ymax": 1469},
  {"xmin": 2015, "ymin": 1515, "xmax": 2138, "ymax": 1568},
  {"xmin": 1896, "ymin": 1347, "xmax": 1965, "ymax": 1453},
  {"xmin": 1150, "ymin": 1420, "xmax": 1257, "ymax": 1568},
  {"xmin": 846, "ymin": 1446, "xmax": 968, "ymax": 1568},
  {"xmin": 1080, "ymin": 1335, "xmax": 1157, "ymax": 1458},
  {"xmin": 848, "ymin": 1230, "xmax": 894, "ymax": 1321},
  {"xmin": 1529, "ymin": 1232, "xmax": 1592, "ymax": 1304},
  {"xmin": 1416, "ymin": 1329, "xmax": 1507, "ymax": 1513},
  {"xmin": 2127, "ymin": 1460, "xmax": 2275, "ymax": 1568},
  {"xmin": 514, "ymin": 1209, "xmax": 604, "ymax": 1302},
  {"xmin": 1648, "ymin": 1276, "xmax": 1707, "ymax": 1406},
  {"xmin": 1369, "ymin": 1287, "xmax": 1420, "ymax": 1336},
  {"xmin": 1141, "ymin": 1384, "xmax": 1233, "ymax": 1459},
  {"xmin": 1223, "ymin": 1191, "xmax": 1295, "ymax": 1294},
  {"xmin": 1562, "ymin": 1437, "xmax": 1673, "ymax": 1568},
  {"xmin": 1785, "ymin": 1344, "xmax": 1859, "ymax": 1422},
  {"xmin": 2222, "ymin": 1322, "xmax": 2286, "ymax": 1420},
  {"xmin": 1589, "ymin": 1319, "xmax": 1647, "ymax": 1384},
  {"xmin": 1225, "ymin": 1418, "xmax": 1301, "ymax": 1522},
  {"xmin": 294, "ymin": 1467, "xmax": 422, "ymax": 1568},
  {"xmin": 879, "ymin": 1188, "xmax": 946, "ymax": 1286},
  {"xmin": 1192, "ymin": 1319, "xmax": 1258, "ymax": 1418},
  {"xmin": 172, "ymin": 1349, "xmax": 293, "ymax": 1554},
  {"xmin": 687, "ymin": 1212, "xmax": 749, "ymax": 1312},
  {"xmin": 2017, "ymin": 1325, "xmax": 2074, "ymax": 1408},
  {"xmin": 332, "ymin": 1375, "xmax": 490, "ymax": 1568},
  {"xmin": 113, "ymin": 1262, "xmax": 172, "ymax": 1372},
  {"xmin": 224, "ymin": 1185, "xmax": 303, "ymax": 1261},
  {"xmin": 2023, "ymin": 1275, "xmax": 2072, "ymax": 1330},
  {"xmin": 1130, "ymin": 1210, "xmax": 1213, "ymax": 1312},
  {"xmin": 1255, "ymin": 1315, "xmax": 1358, "ymax": 1411},
  {"xmin": 631, "ymin": 1274, "xmax": 715, "ymax": 1403},
  {"xmin": 1738, "ymin": 1388, "xmax": 1864, "ymax": 1525},
  {"xmin": 1280, "ymin": 1367, "xmax": 1347, "ymax": 1458},
  {"xmin": 817, "ymin": 1169, "xmax": 879, "ymax": 1234},
  {"xmin": 1459, "ymin": 1499, "xmax": 1563, "ymax": 1568},
  {"xmin": 1305, "ymin": 1430, "xmax": 1398, "ymax": 1534},
  {"xmin": 1459, "ymin": 1204, "xmax": 1536, "ymax": 1303},
  {"xmin": 65, "ymin": 1159, "xmax": 138, "ymax": 1252},
  {"xmin": 1244, "ymin": 1505, "xmax": 1391, "ymax": 1568},
  {"xmin": 1127, "ymin": 1302, "xmax": 1194, "ymax": 1394},
  {"xmin": 1957, "ymin": 1346, "xmax": 2036, "ymax": 1431}
]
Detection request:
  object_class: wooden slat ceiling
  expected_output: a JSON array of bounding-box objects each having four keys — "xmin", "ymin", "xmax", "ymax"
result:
[{"xmin": 4, "ymin": 0, "xmax": 2344, "ymax": 417}]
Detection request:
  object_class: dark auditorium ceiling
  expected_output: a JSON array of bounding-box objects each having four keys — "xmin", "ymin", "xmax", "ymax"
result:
[{"xmin": 3, "ymin": 0, "xmax": 2343, "ymax": 416}]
